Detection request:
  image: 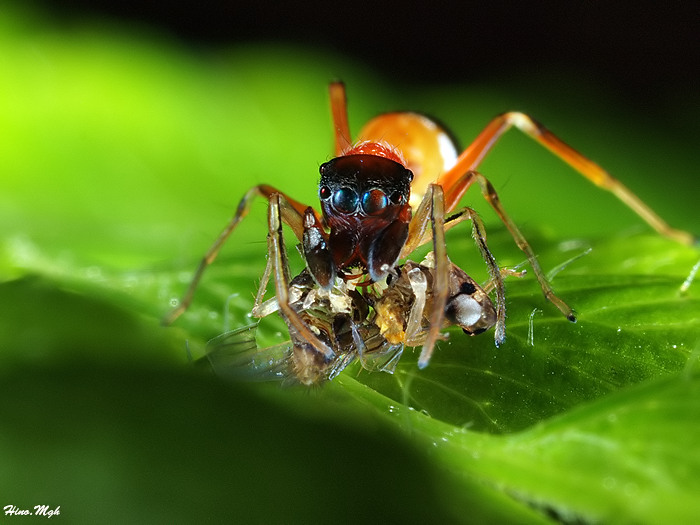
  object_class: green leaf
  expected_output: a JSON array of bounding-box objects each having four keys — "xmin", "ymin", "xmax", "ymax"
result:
[
  {"xmin": 350, "ymin": 233, "xmax": 699, "ymax": 432},
  {"xmin": 337, "ymin": 357, "xmax": 700, "ymax": 524},
  {"xmin": 1, "ymin": 6, "xmax": 699, "ymax": 523}
]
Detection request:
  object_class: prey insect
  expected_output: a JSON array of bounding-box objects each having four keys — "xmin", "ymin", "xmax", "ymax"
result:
[
  {"xmin": 165, "ymin": 81, "xmax": 694, "ymax": 380},
  {"xmin": 204, "ymin": 247, "xmax": 523, "ymax": 386}
]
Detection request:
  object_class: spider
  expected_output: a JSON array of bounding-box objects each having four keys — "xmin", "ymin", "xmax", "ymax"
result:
[
  {"xmin": 165, "ymin": 81, "xmax": 694, "ymax": 371},
  {"xmin": 203, "ymin": 188, "xmax": 517, "ymax": 385}
]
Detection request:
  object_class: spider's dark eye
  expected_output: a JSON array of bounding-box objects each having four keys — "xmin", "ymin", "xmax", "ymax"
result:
[
  {"xmin": 332, "ymin": 187, "xmax": 359, "ymax": 214},
  {"xmin": 319, "ymin": 185, "xmax": 331, "ymax": 200},
  {"xmin": 361, "ymin": 189, "xmax": 388, "ymax": 215},
  {"xmin": 389, "ymin": 190, "xmax": 406, "ymax": 205}
]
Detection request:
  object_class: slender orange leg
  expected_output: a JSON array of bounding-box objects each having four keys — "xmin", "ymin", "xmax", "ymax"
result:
[
  {"xmin": 437, "ymin": 112, "xmax": 695, "ymax": 246},
  {"xmin": 162, "ymin": 185, "xmax": 316, "ymax": 326},
  {"xmin": 329, "ymin": 81, "xmax": 352, "ymax": 156},
  {"xmin": 471, "ymin": 170, "xmax": 577, "ymax": 320},
  {"xmin": 450, "ymin": 170, "xmax": 577, "ymax": 321}
]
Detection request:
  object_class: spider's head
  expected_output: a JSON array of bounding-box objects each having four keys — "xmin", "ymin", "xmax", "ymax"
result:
[
  {"xmin": 318, "ymin": 153, "xmax": 413, "ymax": 277},
  {"xmin": 318, "ymin": 154, "xmax": 413, "ymax": 227}
]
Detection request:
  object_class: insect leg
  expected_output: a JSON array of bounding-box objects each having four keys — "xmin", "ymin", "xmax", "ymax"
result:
[
  {"xmin": 481, "ymin": 267, "xmax": 527, "ymax": 295},
  {"xmin": 250, "ymin": 248, "xmax": 275, "ymax": 318},
  {"xmin": 403, "ymin": 265, "xmax": 428, "ymax": 345},
  {"xmin": 437, "ymin": 112, "xmax": 694, "ymax": 245}
]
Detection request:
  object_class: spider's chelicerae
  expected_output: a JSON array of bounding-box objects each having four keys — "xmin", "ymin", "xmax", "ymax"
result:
[{"xmin": 165, "ymin": 82, "xmax": 695, "ymax": 384}]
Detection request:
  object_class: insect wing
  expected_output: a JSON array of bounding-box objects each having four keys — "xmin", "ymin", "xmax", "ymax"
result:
[
  {"xmin": 203, "ymin": 324, "xmax": 292, "ymax": 382},
  {"xmin": 358, "ymin": 343, "xmax": 404, "ymax": 375}
]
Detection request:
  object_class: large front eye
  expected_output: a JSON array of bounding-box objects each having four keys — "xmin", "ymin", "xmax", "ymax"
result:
[
  {"xmin": 361, "ymin": 189, "xmax": 388, "ymax": 215},
  {"xmin": 332, "ymin": 187, "xmax": 359, "ymax": 214}
]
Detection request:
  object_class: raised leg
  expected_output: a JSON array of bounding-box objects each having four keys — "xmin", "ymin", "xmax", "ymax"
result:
[
  {"xmin": 437, "ymin": 112, "xmax": 695, "ymax": 246},
  {"xmin": 162, "ymin": 184, "xmax": 314, "ymax": 325},
  {"xmin": 329, "ymin": 82, "xmax": 352, "ymax": 156}
]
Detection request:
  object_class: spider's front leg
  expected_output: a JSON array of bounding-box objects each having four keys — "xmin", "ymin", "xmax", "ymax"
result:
[
  {"xmin": 421, "ymin": 184, "xmax": 449, "ymax": 368},
  {"xmin": 162, "ymin": 184, "xmax": 319, "ymax": 326},
  {"xmin": 403, "ymin": 184, "xmax": 507, "ymax": 368},
  {"xmin": 263, "ymin": 193, "xmax": 336, "ymax": 361}
]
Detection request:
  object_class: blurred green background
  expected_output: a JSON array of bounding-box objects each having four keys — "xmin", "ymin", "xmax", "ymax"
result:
[{"xmin": 1, "ymin": 3, "xmax": 699, "ymax": 523}]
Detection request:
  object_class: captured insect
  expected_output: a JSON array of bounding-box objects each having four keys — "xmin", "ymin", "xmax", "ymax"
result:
[
  {"xmin": 165, "ymin": 81, "xmax": 695, "ymax": 381},
  {"xmin": 203, "ymin": 248, "xmax": 524, "ymax": 386}
]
